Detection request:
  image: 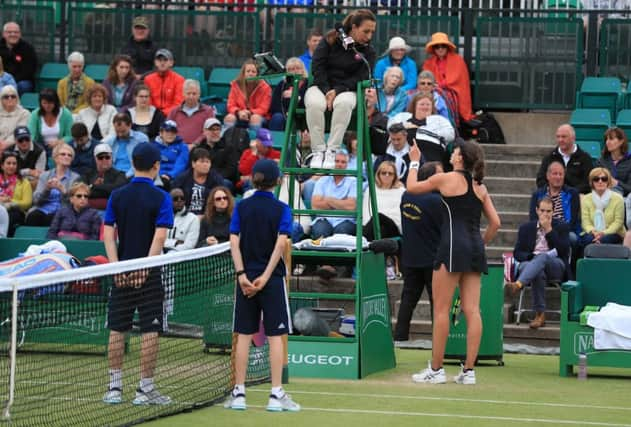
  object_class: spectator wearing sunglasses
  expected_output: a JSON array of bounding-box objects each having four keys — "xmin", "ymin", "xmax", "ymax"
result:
[
  {"xmin": 362, "ymin": 160, "xmax": 405, "ymax": 241},
  {"xmin": 0, "ymin": 85, "xmax": 29, "ymax": 152},
  {"xmin": 47, "ymin": 182, "xmax": 102, "ymax": 240},
  {"xmin": 197, "ymin": 186, "xmax": 234, "ymax": 247},
  {"xmin": 83, "ymin": 143, "xmax": 127, "ymax": 210},
  {"xmin": 163, "ymin": 187, "xmax": 199, "ymax": 252},
  {"xmin": 579, "ymin": 167, "xmax": 625, "ymax": 247}
]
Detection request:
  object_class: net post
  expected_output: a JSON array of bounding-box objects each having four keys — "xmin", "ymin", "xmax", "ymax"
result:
[
  {"xmin": 282, "ymin": 239, "xmax": 291, "ymax": 384},
  {"xmin": 2, "ymin": 282, "xmax": 18, "ymax": 421}
]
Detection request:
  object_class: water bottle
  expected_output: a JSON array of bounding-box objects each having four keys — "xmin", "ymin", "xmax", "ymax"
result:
[{"xmin": 577, "ymin": 353, "xmax": 587, "ymax": 380}]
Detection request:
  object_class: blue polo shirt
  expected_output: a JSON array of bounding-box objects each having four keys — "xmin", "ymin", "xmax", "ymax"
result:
[
  {"xmin": 312, "ymin": 175, "xmax": 357, "ymax": 227},
  {"xmin": 104, "ymin": 177, "xmax": 173, "ymax": 261},
  {"xmin": 230, "ymin": 190, "xmax": 292, "ymax": 277}
]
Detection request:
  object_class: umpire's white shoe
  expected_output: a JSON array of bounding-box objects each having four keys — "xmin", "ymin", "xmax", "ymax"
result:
[
  {"xmin": 412, "ymin": 361, "xmax": 447, "ymax": 384},
  {"xmin": 103, "ymin": 388, "xmax": 122, "ymax": 404},
  {"xmin": 267, "ymin": 393, "xmax": 301, "ymax": 412},
  {"xmin": 224, "ymin": 393, "xmax": 246, "ymax": 410}
]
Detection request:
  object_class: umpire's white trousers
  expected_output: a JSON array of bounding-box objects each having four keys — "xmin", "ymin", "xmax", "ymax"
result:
[{"xmin": 305, "ymin": 87, "xmax": 356, "ymax": 153}]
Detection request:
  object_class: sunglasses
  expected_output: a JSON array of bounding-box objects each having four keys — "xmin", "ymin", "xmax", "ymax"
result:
[
  {"xmin": 17, "ymin": 138, "xmax": 30, "ymax": 143},
  {"xmin": 58, "ymin": 152, "xmax": 73, "ymax": 157},
  {"xmin": 434, "ymin": 44, "xmax": 449, "ymax": 49},
  {"xmin": 418, "ymin": 81, "xmax": 434, "ymax": 86},
  {"xmin": 74, "ymin": 194, "xmax": 89, "ymax": 199},
  {"xmin": 2, "ymin": 94, "xmax": 17, "ymax": 100},
  {"xmin": 172, "ymin": 196, "xmax": 185, "ymax": 201},
  {"xmin": 379, "ymin": 171, "xmax": 395, "ymax": 176},
  {"xmin": 96, "ymin": 155, "xmax": 111, "ymax": 160},
  {"xmin": 592, "ymin": 176, "xmax": 609, "ymax": 183},
  {"xmin": 214, "ymin": 196, "xmax": 228, "ymax": 201}
]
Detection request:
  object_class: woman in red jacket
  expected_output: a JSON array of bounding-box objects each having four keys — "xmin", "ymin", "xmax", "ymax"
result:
[
  {"xmin": 225, "ymin": 59, "xmax": 271, "ymax": 127},
  {"xmin": 422, "ymin": 32, "xmax": 474, "ymax": 128}
]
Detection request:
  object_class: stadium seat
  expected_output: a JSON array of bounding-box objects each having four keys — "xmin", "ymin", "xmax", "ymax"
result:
[
  {"xmin": 84, "ymin": 64, "xmax": 109, "ymax": 82},
  {"xmin": 20, "ymin": 92, "xmax": 40, "ymax": 111},
  {"xmin": 37, "ymin": 62, "xmax": 68, "ymax": 91},
  {"xmin": 570, "ymin": 108, "xmax": 611, "ymax": 141},
  {"xmin": 207, "ymin": 67, "xmax": 239, "ymax": 100},
  {"xmin": 623, "ymin": 91, "xmax": 631, "ymax": 110},
  {"xmin": 576, "ymin": 77, "xmax": 621, "ymax": 121},
  {"xmin": 270, "ymin": 130, "xmax": 285, "ymax": 150},
  {"xmin": 615, "ymin": 109, "xmax": 631, "ymax": 136},
  {"xmin": 13, "ymin": 226, "xmax": 51, "ymax": 239},
  {"xmin": 173, "ymin": 66, "xmax": 207, "ymax": 97},
  {"xmin": 575, "ymin": 140, "xmax": 602, "ymax": 159}
]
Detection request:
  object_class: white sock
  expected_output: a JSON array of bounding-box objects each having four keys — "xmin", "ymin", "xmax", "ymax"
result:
[
  {"xmin": 109, "ymin": 369, "xmax": 122, "ymax": 390},
  {"xmin": 271, "ymin": 386, "xmax": 284, "ymax": 398},
  {"xmin": 139, "ymin": 377, "xmax": 154, "ymax": 393},
  {"xmin": 233, "ymin": 384, "xmax": 245, "ymax": 396}
]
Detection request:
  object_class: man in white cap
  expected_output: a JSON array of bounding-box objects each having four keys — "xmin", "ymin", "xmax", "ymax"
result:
[
  {"xmin": 374, "ymin": 36, "xmax": 417, "ymax": 92},
  {"xmin": 84, "ymin": 143, "xmax": 127, "ymax": 209},
  {"xmin": 198, "ymin": 117, "xmax": 239, "ymax": 185}
]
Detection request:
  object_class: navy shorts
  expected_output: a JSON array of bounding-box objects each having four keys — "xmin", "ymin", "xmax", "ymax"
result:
[
  {"xmin": 107, "ymin": 268, "xmax": 164, "ymax": 333},
  {"xmin": 233, "ymin": 275, "xmax": 291, "ymax": 336}
]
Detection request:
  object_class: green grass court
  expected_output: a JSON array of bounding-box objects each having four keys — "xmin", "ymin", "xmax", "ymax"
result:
[{"xmin": 145, "ymin": 348, "xmax": 631, "ymax": 427}]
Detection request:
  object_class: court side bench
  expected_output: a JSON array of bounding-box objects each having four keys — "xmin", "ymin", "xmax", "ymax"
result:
[{"xmin": 559, "ymin": 258, "xmax": 631, "ymax": 376}]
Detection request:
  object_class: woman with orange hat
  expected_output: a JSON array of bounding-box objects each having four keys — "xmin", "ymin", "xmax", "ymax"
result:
[{"xmin": 422, "ymin": 32, "xmax": 474, "ymax": 127}]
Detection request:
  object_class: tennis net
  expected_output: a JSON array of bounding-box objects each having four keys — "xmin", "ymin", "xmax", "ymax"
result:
[{"xmin": 0, "ymin": 242, "xmax": 270, "ymax": 426}]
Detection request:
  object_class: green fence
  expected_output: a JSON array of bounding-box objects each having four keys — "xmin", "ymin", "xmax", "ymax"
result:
[
  {"xmin": 273, "ymin": 12, "xmax": 459, "ymax": 68},
  {"xmin": 598, "ymin": 18, "xmax": 631, "ymax": 82},
  {"xmin": 475, "ymin": 17, "xmax": 583, "ymax": 110},
  {"xmin": 0, "ymin": 4, "xmax": 56, "ymax": 63},
  {"xmin": 68, "ymin": 6, "xmax": 261, "ymax": 70}
]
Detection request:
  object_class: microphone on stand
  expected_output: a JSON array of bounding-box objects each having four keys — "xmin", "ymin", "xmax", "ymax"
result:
[{"xmin": 334, "ymin": 23, "xmax": 355, "ymax": 51}]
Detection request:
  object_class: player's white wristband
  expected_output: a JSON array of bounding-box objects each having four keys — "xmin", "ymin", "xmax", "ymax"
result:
[{"xmin": 409, "ymin": 161, "xmax": 420, "ymax": 170}]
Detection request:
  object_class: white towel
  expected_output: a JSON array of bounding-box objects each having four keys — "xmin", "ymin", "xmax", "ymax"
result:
[{"xmin": 586, "ymin": 302, "xmax": 631, "ymax": 350}]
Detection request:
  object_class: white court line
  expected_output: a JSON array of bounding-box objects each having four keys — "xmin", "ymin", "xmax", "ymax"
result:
[
  {"xmin": 250, "ymin": 388, "xmax": 631, "ymax": 412},
  {"xmin": 247, "ymin": 405, "xmax": 631, "ymax": 426}
]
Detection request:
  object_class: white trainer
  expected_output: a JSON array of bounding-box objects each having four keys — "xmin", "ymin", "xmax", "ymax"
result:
[
  {"xmin": 322, "ymin": 150, "xmax": 336, "ymax": 169},
  {"xmin": 454, "ymin": 366, "xmax": 476, "ymax": 385},
  {"xmin": 309, "ymin": 151, "xmax": 324, "ymax": 169},
  {"xmin": 103, "ymin": 388, "xmax": 122, "ymax": 404},
  {"xmin": 412, "ymin": 361, "xmax": 447, "ymax": 384},
  {"xmin": 132, "ymin": 388, "xmax": 172, "ymax": 405},
  {"xmin": 266, "ymin": 393, "xmax": 301, "ymax": 412},
  {"xmin": 223, "ymin": 393, "xmax": 246, "ymax": 410}
]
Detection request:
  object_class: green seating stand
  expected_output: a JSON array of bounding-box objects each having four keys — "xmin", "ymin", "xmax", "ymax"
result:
[
  {"xmin": 559, "ymin": 258, "xmax": 631, "ymax": 376},
  {"xmin": 13, "ymin": 226, "xmax": 51, "ymax": 239},
  {"xmin": 575, "ymin": 140, "xmax": 602, "ymax": 159},
  {"xmin": 174, "ymin": 66, "xmax": 207, "ymax": 97},
  {"xmin": 37, "ymin": 62, "xmax": 68, "ymax": 90},
  {"xmin": 84, "ymin": 64, "xmax": 109, "ymax": 82},
  {"xmin": 570, "ymin": 108, "xmax": 611, "ymax": 141},
  {"xmin": 615, "ymin": 109, "xmax": 631, "ymax": 136},
  {"xmin": 576, "ymin": 77, "xmax": 621, "ymax": 121},
  {"xmin": 20, "ymin": 92, "xmax": 40, "ymax": 111},
  {"xmin": 207, "ymin": 67, "xmax": 239, "ymax": 100}
]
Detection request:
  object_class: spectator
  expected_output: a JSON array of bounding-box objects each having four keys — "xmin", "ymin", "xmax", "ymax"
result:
[
  {"xmin": 407, "ymin": 70, "xmax": 451, "ymax": 123},
  {"xmin": 221, "ymin": 118, "xmax": 250, "ymax": 158},
  {"xmin": 536, "ymin": 124, "xmax": 593, "ymax": 194},
  {"xmin": 102, "ymin": 54, "xmax": 138, "ymax": 111},
  {"xmin": 394, "ymin": 161, "xmax": 444, "ymax": 341},
  {"xmin": 197, "ymin": 118, "xmax": 239, "ymax": 186},
  {"xmin": 197, "ymin": 186, "xmax": 233, "ymax": 247},
  {"xmin": 311, "ymin": 150, "xmax": 357, "ymax": 238},
  {"xmin": 0, "ymin": 151, "xmax": 32, "ymax": 236},
  {"xmin": 103, "ymin": 112, "xmax": 149, "ymax": 177},
  {"xmin": 376, "ymin": 66, "xmax": 408, "ymax": 118},
  {"xmin": 75, "ymin": 84, "xmax": 118, "ymax": 142},
  {"xmin": 422, "ymin": 32, "xmax": 474, "ymax": 126},
  {"xmin": 530, "ymin": 160, "xmax": 581, "ymax": 247},
  {"xmin": 378, "ymin": 122, "xmax": 411, "ymax": 183},
  {"xmin": 0, "ymin": 57, "xmax": 16, "ymax": 90},
  {"xmin": 306, "ymin": 9, "xmax": 376, "ymax": 169},
  {"xmin": 507, "ymin": 197, "xmax": 570, "ymax": 330},
  {"xmin": 126, "ymin": 84, "xmax": 165, "ymax": 141},
  {"xmin": 13, "ymin": 126, "xmax": 45, "ymax": 187},
  {"xmin": 172, "ymin": 146, "xmax": 224, "ymax": 216},
  {"xmin": 0, "ymin": 85, "xmax": 30, "ymax": 152},
  {"xmin": 68, "ymin": 123, "xmax": 97, "ymax": 176},
  {"xmin": 579, "ymin": 167, "xmax": 625, "ymax": 247},
  {"xmin": 83, "ymin": 143, "xmax": 127, "ymax": 210},
  {"xmin": 25, "ymin": 144, "xmax": 81, "ymax": 226},
  {"xmin": 167, "ymin": 79, "xmax": 215, "ymax": 146},
  {"xmin": 47, "ymin": 182, "xmax": 101, "ymax": 240},
  {"xmin": 0, "ymin": 22, "xmax": 37, "ymax": 94},
  {"xmin": 298, "ymin": 29, "xmax": 323, "ymax": 72},
  {"xmin": 362, "ymin": 160, "xmax": 405, "ymax": 241},
  {"xmin": 374, "ymin": 36, "xmax": 418, "ymax": 92},
  {"xmin": 144, "ymin": 49, "xmax": 184, "ymax": 116},
  {"xmin": 237, "ymin": 128, "xmax": 280, "ymax": 192},
  {"xmin": 225, "ymin": 59, "xmax": 272, "ymax": 126},
  {"xmin": 391, "ymin": 92, "xmax": 454, "ymax": 171},
  {"xmin": 269, "ymin": 57, "xmax": 308, "ymax": 131},
  {"xmin": 120, "ymin": 16, "xmax": 157, "ymax": 76},
  {"xmin": 27, "ymin": 88, "xmax": 73, "ymax": 153},
  {"xmin": 343, "ymin": 131, "xmax": 360, "ymax": 172},
  {"xmin": 597, "ymin": 127, "xmax": 631, "ymax": 196},
  {"xmin": 163, "ymin": 188, "xmax": 200, "ymax": 252},
  {"xmin": 57, "ymin": 51, "xmax": 95, "ymax": 114},
  {"xmin": 153, "ymin": 120, "xmax": 189, "ymax": 188}
]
